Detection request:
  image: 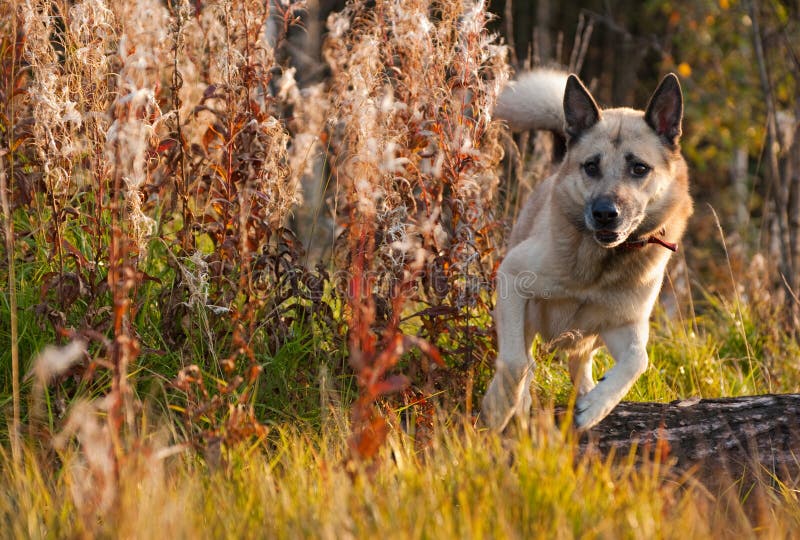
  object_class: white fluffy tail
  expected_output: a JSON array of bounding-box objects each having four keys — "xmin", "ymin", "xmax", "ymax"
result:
[{"xmin": 494, "ymin": 69, "xmax": 568, "ymax": 134}]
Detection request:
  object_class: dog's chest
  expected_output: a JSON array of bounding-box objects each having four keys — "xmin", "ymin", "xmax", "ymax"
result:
[{"xmin": 537, "ymin": 275, "xmax": 660, "ymax": 341}]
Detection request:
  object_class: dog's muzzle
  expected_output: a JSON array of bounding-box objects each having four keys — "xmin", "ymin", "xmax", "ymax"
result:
[{"xmin": 587, "ymin": 197, "xmax": 624, "ymax": 246}]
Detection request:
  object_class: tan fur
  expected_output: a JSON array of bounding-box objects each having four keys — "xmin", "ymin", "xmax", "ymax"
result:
[{"xmin": 482, "ymin": 74, "xmax": 693, "ymax": 431}]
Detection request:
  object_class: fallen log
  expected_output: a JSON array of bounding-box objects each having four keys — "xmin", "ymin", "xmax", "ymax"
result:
[{"xmin": 571, "ymin": 394, "xmax": 800, "ymax": 479}]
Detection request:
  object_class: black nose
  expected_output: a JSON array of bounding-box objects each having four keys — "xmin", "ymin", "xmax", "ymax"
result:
[{"xmin": 591, "ymin": 198, "xmax": 619, "ymax": 227}]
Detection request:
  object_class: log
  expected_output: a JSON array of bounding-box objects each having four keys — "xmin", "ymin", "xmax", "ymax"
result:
[{"xmin": 571, "ymin": 394, "xmax": 800, "ymax": 479}]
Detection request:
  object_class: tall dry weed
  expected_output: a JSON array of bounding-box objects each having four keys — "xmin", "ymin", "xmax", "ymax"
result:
[
  {"xmin": 20, "ymin": 0, "xmax": 116, "ymax": 336},
  {"xmin": 324, "ymin": 0, "xmax": 508, "ymax": 456},
  {"xmin": 6, "ymin": 0, "xmax": 335, "ymax": 464},
  {"xmin": 152, "ymin": 0, "xmax": 335, "ymax": 454},
  {"xmin": 8, "ymin": 0, "xmax": 170, "ymax": 516},
  {"xmin": 5, "ymin": 0, "xmax": 517, "ymax": 466},
  {"xmin": 0, "ymin": 0, "xmax": 23, "ymax": 460}
]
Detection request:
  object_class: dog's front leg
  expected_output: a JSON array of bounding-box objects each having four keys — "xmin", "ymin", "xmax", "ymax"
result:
[
  {"xmin": 480, "ymin": 268, "xmax": 534, "ymax": 431},
  {"xmin": 574, "ymin": 321, "xmax": 649, "ymax": 430}
]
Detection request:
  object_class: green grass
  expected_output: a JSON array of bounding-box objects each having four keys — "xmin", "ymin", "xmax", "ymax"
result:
[{"xmin": 531, "ymin": 299, "xmax": 800, "ymax": 409}]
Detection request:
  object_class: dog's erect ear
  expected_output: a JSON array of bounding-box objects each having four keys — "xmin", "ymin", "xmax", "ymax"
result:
[
  {"xmin": 645, "ymin": 73, "xmax": 683, "ymax": 146},
  {"xmin": 563, "ymin": 74, "xmax": 601, "ymax": 139}
]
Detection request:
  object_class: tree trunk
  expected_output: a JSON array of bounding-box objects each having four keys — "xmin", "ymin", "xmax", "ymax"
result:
[
  {"xmin": 535, "ymin": 0, "xmax": 552, "ymax": 63},
  {"xmin": 569, "ymin": 394, "xmax": 800, "ymax": 480}
]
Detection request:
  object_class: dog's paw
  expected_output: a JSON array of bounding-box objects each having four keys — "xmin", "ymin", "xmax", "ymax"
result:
[
  {"xmin": 479, "ymin": 392, "xmax": 513, "ymax": 432},
  {"xmin": 480, "ymin": 374, "xmax": 523, "ymax": 432},
  {"xmin": 574, "ymin": 391, "xmax": 615, "ymax": 431}
]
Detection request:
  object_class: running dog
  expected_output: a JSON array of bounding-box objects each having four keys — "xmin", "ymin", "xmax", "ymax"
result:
[{"xmin": 482, "ymin": 70, "xmax": 693, "ymax": 430}]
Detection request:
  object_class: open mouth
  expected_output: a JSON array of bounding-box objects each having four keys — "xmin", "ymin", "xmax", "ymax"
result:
[{"xmin": 594, "ymin": 230, "xmax": 620, "ymax": 245}]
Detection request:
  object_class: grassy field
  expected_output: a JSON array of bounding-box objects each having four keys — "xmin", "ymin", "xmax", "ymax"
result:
[
  {"xmin": 2, "ymin": 283, "xmax": 798, "ymax": 538},
  {"xmin": 2, "ymin": 399, "xmax": 800, "ymax": 538},
  {"xmin": 1, "ymin": 0, "xmax": 799, "ymax": 537}
]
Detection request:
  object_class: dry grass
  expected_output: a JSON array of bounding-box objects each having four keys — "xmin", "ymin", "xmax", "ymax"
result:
[{"xmin": 2, "ymin": 413, "xmax": 800, "ymax": 539}]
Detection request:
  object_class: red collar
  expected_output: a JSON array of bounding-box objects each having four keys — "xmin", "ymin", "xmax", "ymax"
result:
[{"xmin": 619, "ymin": 228, "xmax": 677, "ymax": 252}]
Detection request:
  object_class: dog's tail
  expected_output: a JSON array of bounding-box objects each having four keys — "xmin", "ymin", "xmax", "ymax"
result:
[{"xmin": 494, "ymin": 69, "xmax": 568, "ymax": 134}]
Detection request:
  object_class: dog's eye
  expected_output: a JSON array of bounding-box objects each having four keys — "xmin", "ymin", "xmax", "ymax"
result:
[
  {"xmin": 583, "ymin": 161, "xmax": 601, "ymax": 178},
  {"xmin": 630, "ymin": 163, "xmax": 651, "ymax": 178}
]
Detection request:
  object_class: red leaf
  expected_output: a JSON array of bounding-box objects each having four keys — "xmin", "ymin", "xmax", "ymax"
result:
[
  {"xmin": 353, "ymin": 415, "xmax": 388, "ymax": 460},
  {"xmin": 61, "ymin": 239, "xmax": 89, "ymax": 268},
  {"xmin": 202, "ymin": 126, "xmax": 221, "ymax": 154},
  {"xmin": 372, "ymin": 374, "xmax": 410, "ymax": 397},
  {"xmin": 156, "ymin": 139, "xmax": 177, "ymax": 154}
]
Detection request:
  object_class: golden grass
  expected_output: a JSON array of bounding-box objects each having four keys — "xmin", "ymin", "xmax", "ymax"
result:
[{"xmin": 2, "ymin": 412, "xmax": 799, "ymax": 539}]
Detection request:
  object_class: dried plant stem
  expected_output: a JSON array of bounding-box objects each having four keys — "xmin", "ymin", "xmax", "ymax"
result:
[
  {"xmin": 170, "ymin": 3, "xmax": 191, "ymax": 253},
  {"xmin": 1, "ymin": 7, "xmax": 20, "ymax": 462},
  {"xmin": 709, "ymin": 204, "xmax": 759, "ymax": 390},
  {"xmin": 108, "ymin": 165, "xmax": 127, "ymax": 463},
  {"xmin": 1, "ymin": 159, "xmax": 19, "ymax": 463}
]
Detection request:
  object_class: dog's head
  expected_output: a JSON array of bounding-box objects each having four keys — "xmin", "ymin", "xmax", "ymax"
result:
[{"xmin": 557, "ymin": 74, "xmax": 687, "ymax": 248}]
